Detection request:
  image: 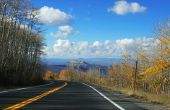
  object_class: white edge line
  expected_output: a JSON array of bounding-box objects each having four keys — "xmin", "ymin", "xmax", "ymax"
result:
[
  {"xmin": 83, "ymin": 83, "xmax": 125, "ymax": 110},
  {"xmin": 0, "ymin": 82, "xmax": 53, "ymax": 94}
]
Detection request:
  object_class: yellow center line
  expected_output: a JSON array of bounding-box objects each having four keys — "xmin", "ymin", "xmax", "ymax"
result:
[{"xmin": 4, "ymin": 82, "xmax": 68, "ymax": 110}]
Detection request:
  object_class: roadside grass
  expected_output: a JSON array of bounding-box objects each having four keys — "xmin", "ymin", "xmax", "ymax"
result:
[
  {"xmin": 63, "ymin": 72, "xmax": 170, "ymax": 108},
  {"xmin": 113, "ymin": 87, "xmax": 170, "ymax": 106},
  {"xmin": 91, "ymin": 82, "xmax": 170, "ymax": 108}
]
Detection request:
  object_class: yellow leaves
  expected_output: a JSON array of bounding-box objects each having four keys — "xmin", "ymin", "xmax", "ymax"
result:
[
  {"xmin": 138, "ymin": 51, "xmax": 149, "ymax": 61},
  {"xmin": 59, "ymin": 69, "xmax": 74, "ymax": 81},
  {"xmin": 109, "ymin": 64, "xmax": 120, "ymax": 78},
  {"xmin": 140, "ymin": 66, "xmax": 158, "ymax": 80},
  {"xmin": 140, "ymin": 60, "xmax": 170, "ymax": 80},
  {"xmin": 155, "ymin": 60, "xmax": 169, "ymax": 67},
  {"xmin": 159, "ymin": 36, "xmax": 170, "ymax": 45},
  {"xmin": 119, "ymin": 63, "xmax": 135, "ymax": 81},
  {"xmin": 137, "ymin": 36, "xmax": 170, "ymax": 92},
  {"xmin": 157, "ymin": 48, "xmax": 170, "ymax": 56},
  {"xmin": 43, "ymin": 70, "xmax": 59, "ymax": 80}
]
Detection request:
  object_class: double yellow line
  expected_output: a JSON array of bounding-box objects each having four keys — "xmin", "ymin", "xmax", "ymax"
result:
[{"xmin": 4, "ymin": 82, "xmax": 68, "ymax": 110}]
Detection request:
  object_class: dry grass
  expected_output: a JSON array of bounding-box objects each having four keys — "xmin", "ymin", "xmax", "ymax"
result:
[
  {"xmin": 93, "ymin": 83, "xmax": 170, "ymax": 107},
  {"xmin": 72, "ymin": 73, "xmax": 170, "ymax": 108},
  {"xmin": 132, "ymin": 90, "xmax": 170, "ymax": 106}
]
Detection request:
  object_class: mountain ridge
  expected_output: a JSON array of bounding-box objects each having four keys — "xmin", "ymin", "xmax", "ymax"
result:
[{"xmin": 41, "ymin": 58, "xmax": 120, "ymax": 66}]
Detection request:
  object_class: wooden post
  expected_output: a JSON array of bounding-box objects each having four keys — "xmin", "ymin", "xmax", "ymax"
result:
[{"xmin": 133, "ymin": 60, "xmax": 138, "ymax": 92}]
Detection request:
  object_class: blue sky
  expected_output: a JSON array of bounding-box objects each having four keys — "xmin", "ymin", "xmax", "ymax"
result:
[{"xmin": 32, "ymin": 0, "xmax": 170, "ymax": 58}]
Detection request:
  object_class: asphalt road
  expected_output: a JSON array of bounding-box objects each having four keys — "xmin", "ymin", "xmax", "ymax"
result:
[{"xmin": 0, "ymin": 81, "xmax": 146, "ymax": 110}]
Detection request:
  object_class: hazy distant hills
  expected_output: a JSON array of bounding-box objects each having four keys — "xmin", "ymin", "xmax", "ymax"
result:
[
  {"xmin": 66, "ymin": 60, "xmax": 108, "ymax": 75},
  {"xmin": 42, "ymin": 64, "xmax": 66, "ymax": 73},
  {"xmin": 41, "ymin": 58, "xmax": 120, "ymax": 74},
  {"xmin": 66, "ymin": 60, "xmax": 89, "ymax": 72},
  {"xmin": 41, "ymin": 58, "xmax": 120, "ymax": 66}
]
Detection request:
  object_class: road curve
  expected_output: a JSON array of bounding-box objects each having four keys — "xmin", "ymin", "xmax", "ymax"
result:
[{"xmin": 0, "ymin": 81, "xmax": 146, "ymax": 110}]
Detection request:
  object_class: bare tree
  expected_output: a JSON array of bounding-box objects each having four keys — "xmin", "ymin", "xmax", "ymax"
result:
[{"xmin": 0, "ymin": 0, "xmax": 44, "ymax": 85}]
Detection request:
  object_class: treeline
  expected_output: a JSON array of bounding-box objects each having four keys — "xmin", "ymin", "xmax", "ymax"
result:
[
  {"xmin": 0, "ymin": 0, "xmax": 44, "ymax": 85},
  {"xmin": 115, "ymin": 20, "xmax": 170, "ymax": 95},
  {"xmin": 59, "ymin": 20, "xmax": 170, "ymax": 105},
  {"xmin": 43, "ymin": 70, "xmax": 59, "ymax": 80}
]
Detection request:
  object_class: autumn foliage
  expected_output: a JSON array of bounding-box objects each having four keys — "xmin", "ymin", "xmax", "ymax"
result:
[
  {"xmin": 43, "ymin": 71, "xmax": 59, "ymax": 80},
  {"xmin": 58, "ymin": 70, "xmax": 74, "ymax": 81},
  {"xmin": 60, "ymin": 20, "xmax": 170, "ymax": 99}
]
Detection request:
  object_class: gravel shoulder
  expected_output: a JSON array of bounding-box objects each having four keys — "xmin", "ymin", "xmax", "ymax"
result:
[{"xmin": 92, "ymin": 84, "xmax": 170, "ymax": 110}]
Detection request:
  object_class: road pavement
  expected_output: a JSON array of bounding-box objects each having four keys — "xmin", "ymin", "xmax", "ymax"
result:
[{"xmin": 0, "ymin": 81, "xmax": 146, "ymax": 110}]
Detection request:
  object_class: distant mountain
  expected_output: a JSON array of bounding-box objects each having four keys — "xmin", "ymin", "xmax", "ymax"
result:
[
  {"xmin": 66, "ymin": 60, "xmax": 108, "ymax": 75},
  {"xmin": 41, "ymin": 58, "xmax": 120, "ymax": 66},
  {"xmin": 42, "ymin": 64, "xmax": 66, "ymax": 73},
  {"xmin": 41, "ymin": 58, "xmax": 120, "ymax": 74},
  {"xmin": 41, "ymin": 58, "xmax": 70, "ymax": 65},
  {"xmin": 66, "ymin": 60, "xmax": 89, "ymax": 72},
  {"xmin": 82, "ymin": 58, "xmax": 120, "ymax": 66}
]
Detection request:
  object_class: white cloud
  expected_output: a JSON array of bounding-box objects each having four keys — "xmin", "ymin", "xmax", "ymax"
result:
[
  {"xmin": 42, "ymin": 37, "xmax": 157, "ymax": 58},
  {"xmin": 48, "ymin": 25, "xmax": 79, "ymax": 38},
  {"xmin": 37, "ymin": 6, "xmax": 79, "ymax": 38},
  {"xmin": 54, "ymin": 39, "xmax": 73, "ymax": 48},
  {"xmin": 108, "ymin": 1, "xmax": 146, "ymax": 15},
  {"xmin": 116, "ymin": 38, "xmax": 134, "ymax": 48},
  {"xmin": 77, "ymin": 41, "xmax": 89, "ymax": 50},
  {"xmin": 93, "ymin": 41, "xmax": 102, "ymax": 48},
  {"xmin": 116, "ymin": 38, "xmax": 156, "ymax": 52},
  {"xmin": 53, "ymin": 39, "xmax": 73, "ymax": 54},
  {"xmin": 56, "ymin": 25, "xmax": 79, "ymax": 38},
  {"xmin": 42, "ymin": 39, "xmax": 115, "ymax": 58},
  {"xmin": 37, "ymin": 6, "xmax": 72, "ymax": 25}
]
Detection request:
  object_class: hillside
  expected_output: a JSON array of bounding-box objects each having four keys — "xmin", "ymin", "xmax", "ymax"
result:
[
  {"xmin": 42, "ymin": 58, "xmax": 120, "ymax": 66},
  {"xmin": 42, "ymin": 59, "xmax": 109, "ymax": 75},
  {"xmin": 66, "ymin": 60, "xmax": 108, "ymax": 75}
]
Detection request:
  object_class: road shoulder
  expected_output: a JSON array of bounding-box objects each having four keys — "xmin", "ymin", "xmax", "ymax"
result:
[{"xmin": 85, "ymin": 83, "xmax": 170, "ymax": 110}]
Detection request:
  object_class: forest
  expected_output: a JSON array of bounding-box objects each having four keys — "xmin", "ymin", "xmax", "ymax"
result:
[
  {"xmin": 57, "ymin": 20, "xmax": 170, "ymax": 105},
  {"xmin": 0, "ymin": 0, "xmax": 44, "ymax": 85}
]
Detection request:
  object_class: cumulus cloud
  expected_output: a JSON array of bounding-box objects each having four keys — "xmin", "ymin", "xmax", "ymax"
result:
[
  {"xmin": 37, "ymin": 6, "xmax": 79, "ymax": 38},
  {"xmin": 56, "ymin": 25, "xmax": 79, "ymax": 38},
  {"xmin": 48, "ymin": 25, "xmax": 79, "ymax": 38},
  {"xmin": 108, "ymin": 0, "xmax": 146, "ymax": 15},
  {"xmin": 115, "ymin": 38, "xmax": 156, "ymax": 56},
  {"xmin": 42, "ymin": 37, "xmax": 157, "ymax": 58},
  {"xmin": 42, "ymin": 39, "xmax": 115, "ymax": 58},
  {"xmin": 37, "ymin": 6, "xmax": 72, "ymax": 25}
]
